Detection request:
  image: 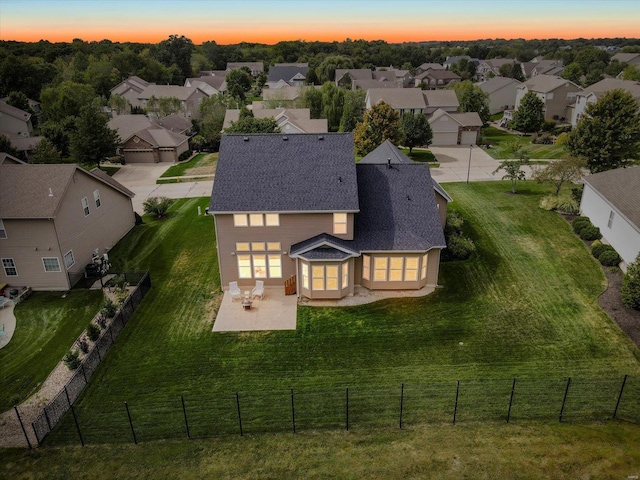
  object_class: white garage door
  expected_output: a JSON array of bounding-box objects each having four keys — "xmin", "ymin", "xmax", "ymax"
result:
[
  {"xmin": 432, "ymin": 132, "xmax": 458, "ymax": 146},
  {"xmin": 460, "ymin": 130, "xmax": 477, "ymax": 146}
]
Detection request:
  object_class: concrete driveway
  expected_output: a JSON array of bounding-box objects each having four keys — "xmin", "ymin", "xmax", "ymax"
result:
[{"xmin": 112, "ymin": 163, "xmax": 214, "ymax": 213}]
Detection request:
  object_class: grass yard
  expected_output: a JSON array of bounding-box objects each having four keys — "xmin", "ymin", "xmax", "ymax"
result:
[
  {"xmin": 0, "ymin": 290, "xmax": 103, "ymax": 411},
  {"xmin": 4, "ymin": 422, "xmax": 640, "ymax": 479},
  {"xmin": 159, "ymin": 153, "xmax": 218, "ymax": 179},
  {"xmin": 400, "ymin": 147, "xmax": 436, "ymax": 163},
  {"xmin": 482, "ymin": 126, "xmax": 568, "ymax": 160},
  {"xmin": 43, "ymin": 183, "xmax": 640, "ymax": 444}
]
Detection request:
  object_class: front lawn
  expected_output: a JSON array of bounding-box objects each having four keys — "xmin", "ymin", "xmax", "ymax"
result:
[
  {"xmin": 159, "ymin": 153, "xmax": 218, "ymax": 179},
  {"xmin": 400, "ymin": 147, "xmax": 436, "ymax": 163},
  {"xmin": 45, "ymin": 183, "xmax": 640, "ymax": 444},
  {"xmin": 0, "ymin": 290, "xmax": 103, "ymax": 411},
  {"xmin": 482, "ymin": 126, "xmax": 568, "ymax": 160}
]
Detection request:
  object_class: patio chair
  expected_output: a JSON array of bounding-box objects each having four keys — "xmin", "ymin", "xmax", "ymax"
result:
[
  {"xmin": 252, "ymin": 280, "xmax": 265, "ymax": 300},
  {"xmin": 229, "ymin": 281, "xmax": 242, "ymax": 302}
]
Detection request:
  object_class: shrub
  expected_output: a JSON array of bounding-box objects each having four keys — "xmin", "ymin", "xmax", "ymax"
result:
[
  {"xmin": 444, "ymin": 210, "xmax": 464, "ymax": 236},
  {"xmin": 622, "ymin": 255, "xmax": 640, "ymax": 310},
  {"xmin": 572, "ymin": 216, "xmax": 592, "ymax": 234},
  {"xmin": 143, "ymin": 196, "xmax": 173, "ymax": 219},
  {"xmin": 64, "ymin": 350, "xmax": 81, "ymax": 370},
  {"xmin": 579, "ymin": 225, "xmax": 602, "ymax": 241},
  {"xmin": 134, "ymin": 212, "xmax": 144, "ymax": 225},
  {"xmin": 443, "ymin": 234, "xmax": 476, "ymax": 261},
  {"xmin": 87, "ymin": 322, "xmax": 101, "ymax": 342},
  {"xmin": 77, "ymin": 339, "xmax": 89, "ymax": 354},
  {"xmin": 179, "ymin": 149, "xmax": 193, "ymax": 161},
  {"xmin": 571, "ymin": 185, "xmax": 584, "ymax": 204},
  {"xmin": 555, "ymin": 132, "xmax": 569, "ymax": 146},
  {"xmin": 533, "ymin": 133, "xmax": 554, "ymax": 144},
  {"xmin": 541, "ymin": 120, "xmax": 556, "ymax": 132},
  {"xmin": 591, "ymin": 241, "xmax": 610, "ymax": 259},
  {"xmin": 539, "ymin": 195, "xmax": 558, "ymax": 211},
  {"xmin": 555, "ymin": 199, "xmax": 579, "ymax": 215},
  {"xmin": 101, "ymin": 298, "xmax": 118, "ymax": 318},
  {"xmin": 97, "ymin": 315, "xmax": 108, "ymax": 329},
  {"xmin": 599, "ymin": 250, "xmax": 621, "ymax": 267}
]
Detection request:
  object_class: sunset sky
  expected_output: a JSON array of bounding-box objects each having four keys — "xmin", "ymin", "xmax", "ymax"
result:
[{"xmin": 1, "ymin": 0, "xmax": 639, "ymax": 45}]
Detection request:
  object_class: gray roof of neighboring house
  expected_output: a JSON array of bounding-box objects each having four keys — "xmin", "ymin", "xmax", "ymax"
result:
[
  {"xmin": 0, "ymin": 153, "xmax": 25, "ymax": 165},
  {"xmin": 354, "ymin": 164, "xmax": 446, "ymax": 251},
  {"xmin": 108, "ymin": 115, "xmax": 153, "ymax": 141},
  {"xmin": 359, "ymin": 140, "xmax": 412, "ymax": 164},
  {"xmin": 478, "ymin": 76, "xmax": 522, "ymax": 94},
  {"xmin": 223, "ymin": 108, "xmax": 328, "ymax": 133},
  {"xmin": 108, "ymin": 115, "xmax": 189, "ymax": 146},
  {"xmin": 522, "ymin": 60, "xmax": 563, "ymax": 77},
  {"xmin": 429, "ymin": 109, "xmax": 483, "ymax": 127},
  {"xmin": 9, "ymin": 135, "xmax": 42, "ymax": 151},
  {"xmin": 136, "ymin": 128, "xmax": 189, "ymax": 148},
  {"xmin": 583, "ymin": 166, "xmax": 640, "ymax": 229},
  {"xmin": 0, "ymin": 164, "xmax": 133, "ymax": 219},
  {"xmin": 138, "ymin": 85, "xmax": 202, "ymax": 101},
  {"xmin": 418, "ymin": 69, "xmax": 462, "ymax": 81},
  {"xmin": 423, "ymin": 89, "xmax": 460, "ymax": 108},
  {"xmin": 417, "ymin": 63, "xmax": 445, "ymax": 71},
  {"xmin": 227, "ymin": 62, "xmax": 264, "ymax": 72},
  {"xmin": 612, "ymin": 53, "xmax": 640, "ymax": 63},
  {"xmin": 481, "ymin": 59, "xmax": 519, "ymax": 69},
  {"xmin": 335, "ymin": 69, "xmax": 375, "ymax": 82},
  {"xmin": 580, "ymin": 78, "xmax": 640, "ymax": 100},
  {"xmin": 267, "ymin": 65, "xmax": 309, "ymax": 83},
  {"xmin": 368, "ymin": 88, "xmax": 427, "ymax": 109},
  {"xmin": 210, "ymin": 133, "xmax": 359, "ymax": 213},
  {"xmin": 353, "ymin": 79, "xmax": 400, "ymax": 90},
  {"xmin": 0, "ymin": 101, "xmax": 31, "ymax": 122},
  {"xmin": 522, "ymin": 75, "xmax": 580, "ymax": 94},
  {"xmin": 152, "ymin": 114, "xmax": 192, "ymax": 134},
  {"xmin": 186, "ymin": 76, "xmax": 226, "ymax": 91},
  {"xmin": 110, "ymin": 75, "xmax": 152, "ymax": 94}
]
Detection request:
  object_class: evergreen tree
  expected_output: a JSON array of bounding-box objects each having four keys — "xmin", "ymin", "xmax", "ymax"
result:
[
  {"xmin": 400, "ymin": 113, "xmax": 432, "ymax": 153},
  {"xmin": 70, "ymin": 101, "xmax": 119, "ymax": 165},
  {"xmin": 511, "ymin": 91, "xmax": 545, "ymax": 134}
]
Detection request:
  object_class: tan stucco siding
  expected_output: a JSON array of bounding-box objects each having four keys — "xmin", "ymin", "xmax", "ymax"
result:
[
  {"xmin": 215, "ymin": 212, "xmax": 354, "ymax": 288},
  {"xmin": 0, "ymin": 219, "xmax": 69, "ymax": 290}
]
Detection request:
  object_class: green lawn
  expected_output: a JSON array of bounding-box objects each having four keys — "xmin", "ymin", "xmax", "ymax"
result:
[
  {"xmin": 0, "ymin": 290, "xmax": 103, "ymax": 410},
  {"xmin": 482, "ymin": 126, "xmax": 568, "ymax": 160},
  {"xmin": 4, "ymin": 422, "xmax": 640, "ymax": 479},
  {"xmin": 43, "ymin": 183, "xmax": 640, "ymax": 444},
  {"xmin": 159, "ymin": 153, "xmax": 218, "ymax": 178},
  {"xmin": 400, "ymin": 147, "xmax": 436, "ymax": 163}
]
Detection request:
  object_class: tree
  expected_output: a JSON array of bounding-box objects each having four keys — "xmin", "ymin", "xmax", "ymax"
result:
[
  {"xmin": 532, "ymin": 157, "xmax": 586, "ymax": 196},
  {"xmin": 143, "ymin": 196, "xmax": 173, "ymax": 219},
  {"xmin": 499, "ymin": 62, "xmax": 524, "ymax": 81},
  {"xmin": 152, "ymin": 35, "xmax": 194, "ymax": 83},
  {"xmin": 299, "ymin": 86, "xmax": 323, "ymax": 118},
  {"xmin": 0, "ymin": 134, "xmax": 20, "ymax": 157},
  {"xmin": 108, "ymin": 94, "xmax": 130, "ymax": 115},
  {"xmin": 621, "ymin": 254, "xmax": 640, "ymax": 311},
  {"xmin": 400, "ymin": 113, "xmax": 432, "ymax": 153},
  {"xmin": 40, "ymin": 81, "xmax": 96, "ymax": 122},
  {"xmin": 5, "ymin": 91, "xmax": 30, "ymax": 111},
  {"xmin": 567, "ymin": 89, "xmax": 640, "ymax": 173},
  {"xmin": 511, "ymin": 91, "xmax": 545, "ymax": 134},
  {"xmin": 197, "ymin": 94, "xmax": 227, "ymax": 151},
  {"xmin": 453, "ymin": 81, "xmax": 490, "ymax": 125},
  {"xmin": 70, "ymin": 101, "xmax": 120, "ymax": 165},
  {"xmin": 353, "ymin": 101, "xmax": 401, "ymax": 157},
  {"xmin": 493, "ymin": 158, "xmax": 530, "ymax": 194},
  {"xmin": 316, "ymin": 55, "xmax": 354, "ymax": 83},
  {"xmin": 29, "ymin": 138, "xmax": 61, "ymax": 164},
  {"xmin": 621, "ymin": 65, "xmax": 640, "ymax": 81},
  {"xmin": 224, "ymin": 110, "xmax": 281, "ymax": 134},
  {"xmin": 226, "ymin": 68, "xmax": 253, "ymax": 101},
  {"xmin": 451, "ymin": 58, "xmax": 476, "ymax": 81},
  {"xmin": 561, "ymin": 63, "xmax": 583, "ymax": 85},
  {"xmin": 339, "ymin": 89, "xmax": 366, "ymax": 132},
  {"xmin": 321, "ymin": 82, "xmax": 345, "ymax": 132},
  {"xmin": 41, "ymin": 117, "xmax": 77, "ymax": 158}
]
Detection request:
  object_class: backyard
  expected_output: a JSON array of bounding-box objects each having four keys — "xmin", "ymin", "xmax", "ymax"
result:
[
  {"xmin": 481, "ymin": 126, "xmax": 568, "ymax": 160},
  {"xmin": 34, "ymin": 181, "xmax": 640, "ymax": 445}
]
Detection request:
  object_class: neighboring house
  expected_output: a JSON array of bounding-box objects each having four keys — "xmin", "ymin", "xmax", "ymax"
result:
[
  {"xmin": 261, "ymin": 85, "xmax": 320, "ymax": 108},
  {"xmin": 415, "ymin": 69, "xmax": 461, "ymax": 89},
  {"xmin": 571, "ymin": 78, "xmax": 640, "ymax": 127},
  {"xmin": 110, "ymin": 75, "xmax": 154, "ymax": 109},
  {"xmin": 428, "ymin": 109, "xmax": 482, "ymax": 146},
  {"xmin": 443, "ymin": 56, "xmax": 479, "ymax": 69},
  {"xmin": 365, "ymin": 88, "xmax": 459, "ymax": 116},
  {"xmin": 521, "ymin": 58, "xmax": 564, "ymax": 78},
  {"xmin": 151, "ymin": 113, "xmax": 192, "ymax": 135},
  {"xmin": 335, "ymin": 69, "xmax": 409, "ymax": 89},
  {"xmin": 352, "ymin": 79, "xmax": 400, "ymax": 90},
  {"xmin": 185, "ymin": 76, "xmax": 227, "ymax": 95},
  {"xmin": 475, "ymin": 59, "xmax": 519, "ymax": 81},
  {"xmin": 478, "ymin": 77, "xmax": 522, "ymax": 114},
  {"xmin": 266, "ymin": 64, "xmax": 309, "ymax": 89},
  {"xmin": 108, "ymin": 114, "xmax": 190, "ymax": 163},
  {"xmin": 580, "ymin": 167, "xmax": 640, "ymax": 270},
  {"xmin": 209, "ymin": 134, "xmax": 449, "ymax": 300},
  {"xmin": 612, "ymin": 53, "xmax": 640, "ymax": 66},
  {"xmin": 514, "ymin": 75, "xmax": 582, "ymax": 121},
  {"xmin": 223, "ymin": 108, "xmax": 328, "ymax": 133},
  {"xmin": 6, "ymin": 135, "xmax": 43, "ymax": 159},
  {"xmin": 226, "ymin": 62, "xmax": 264, "ymax": 76},
  {"xmin": 0, "ymin": 101, "xmax": 33, "ymax": 137},
  {"xmin": 415, "ymin": 63, "xmax": 445, "ymax": 75},
  {"xmin": 0, "ymin": 159, "xmax": 136, "ymax": 290},
  {"xmin": 137, "ymin": 85, "xmax": 212, "ymax": 118}
]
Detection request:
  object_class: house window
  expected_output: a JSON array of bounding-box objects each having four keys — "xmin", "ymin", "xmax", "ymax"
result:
[
  {"xmin": 267, "ymin": 242, "xmax": 281, "ymax": 251},
  {"xmin": 236, "ymin": 242, "xmax": 250, "ymax": 252},
  {"xmin": 404, "ymin": 257, "xmax": 419, "ymax": 281},
  {"xmin": 249, "ymin": 214, "xmax": 264, "ymax": 227},
  {"xmin": 0, "ymin": 219, "xmax": 6, "ymax": 239},
  {"xmin": 81, "ymin": 197, "xmax": 90, "ymax": 216},
  {"xmin": 421, "ymin": 254, "xmax": 428, "ymax": 280},
  {"xmin": 94, "ymin": 189, "xmax": 101, "ymax": 208},
  {"xmin": 326, "ymin": 265, "xmax": 339, "ymax": 290},
  {"xmin": 265, "ymin": 214, "xmax": 279, "ymax": 226},
  {"xmin": 251, "ymin": 242, "xmax": 266, "ymax": 251},
  {"xmin": 237, "ymin": 255, "xmax": 252, "ymax": 278},
  {"xmin": 253, "ymin": 255, "xmax": 267, "ymax": 278},
  {"xmin": 333, "ymin": 213, "xmax": 347, "ymax": 235},
  {"xmin": 302, "ymin": 263, "xmax": 309, "ymax": 289},
  {"xmin": 268, "ymin": 255, "xmax": 282, "ymax": 278},
  {"xmin": 42, "ymin": 257, "xmax": 61, "ymax": 272},
  {"xmin": 389, "ymin": 258, "xmax": 404, "ymax": 281},
  {"xmin": 233, "ymin": 214, "xmax": 248, "ymax": 227},
  {"xmin": 362, "ymin": 255, "xmax": 370, "ymax": 280},
  {"xmin": 64, "ymin": 250, "xmax": 75, "ymax": 269},
  {"xmin": 2, "ymin": 258, "xmax": 17, "ymax": 276},
  {"xmin": 374, "ymin": 257, "xmax": 388, "ymax": 281},
  {"xmin": 342, "ymin": 262, "xmax": 349, "ymax": 289},
  {"xmin": 608, "ymin": 211, "xmax": 615, "ymax": 229},
  {"xmin": 312, "ymin": 266, "xmax": 325, "ymax": 290}
]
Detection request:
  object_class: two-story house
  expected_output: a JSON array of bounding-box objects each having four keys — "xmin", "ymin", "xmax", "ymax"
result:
[
  {"xmin": 137, "ymin": 85, "xmax": 211, "ymax": 119},
  {"xmin": 514, "ymin": 75, "xmax": 582, "ymax": 122},
  {"xmin": 209, "ymin": 134, "xmax": 449, "ymax": 300},
  {"xmin": 571, "ymin": 78, "xmax": 640, "ymax": 127},
  {"xmin": 478, "ymin": 77, "xmax": 522, "ymax": 114},
  {"xmin": 0, "ymin": 155, "xmax": 135, "ymax": 290}
]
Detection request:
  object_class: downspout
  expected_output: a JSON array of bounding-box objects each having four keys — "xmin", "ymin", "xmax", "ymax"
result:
[
  {"xmin": 212, "ymin": 214, "xmax": 224, "ymax": 290},
  {"xmin": 51, "ymin": 218, "xmax": 69, "ymax": 290}
]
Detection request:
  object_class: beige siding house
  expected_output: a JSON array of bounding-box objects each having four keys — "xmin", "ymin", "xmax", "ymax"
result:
[
  {"xmin": 223, "ymin": 108, "xmax": 328, "ymax": 134},
  {"xmin": 0, "ymin": 101, "xmax": 33, "ymax": 137},
  {"xmin": 0, "ymin": 159, "xmax": 135, "ymax": 290},
  {"xmin": 571, "ymin": 78, "xmax": 640, "ymax": 127},
  {"xmin": 210, "ymin": 134, "xmax": 449, "ymax": 300},
  {"xmin": 429, "ymin": 109, "xmax": 483, "ymax": 146},
  {"xmin": 515, "ymin": 75, "xmax": 582, "ymax": 121},
  {"xmin": 110, "ymin": 75, "xmax": 154, "ymax": 110},
  {"xmin": 478, "ymin": 77, "xmax": 522, "ymax": 114}
]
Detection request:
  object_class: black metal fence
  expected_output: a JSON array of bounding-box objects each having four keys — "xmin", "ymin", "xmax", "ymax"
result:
[
  {"xmin": 45, "ymin": 374, "xmax": 639, "ymax": 446},
  {"xmin": 30, "ymin": 271, "xmax": 151, "ymax": 446}
]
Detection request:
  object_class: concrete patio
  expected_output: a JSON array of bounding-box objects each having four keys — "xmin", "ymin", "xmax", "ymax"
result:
[{"xmin": 213, "ymin": 287, "xmax": 297, "ymax": 332}]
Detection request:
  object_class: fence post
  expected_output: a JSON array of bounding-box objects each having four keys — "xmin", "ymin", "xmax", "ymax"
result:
[
  {"xmin": 109, "ymin": 324, "xmax": 114, "ymax": 343},
  {"xmin": 345, "ymin": 387, "xmax": 349, "ymax": 431},
  {"xmin": 14, "ymin": 406, "xmax": 32, "ymax": 449},
  {"xmin": 399, "ymin": 383, "xmax": 404, "ymax": 429},
  {"xmin": 95, "ymin": 342, "xmax": 102, "ymax": 362},
  {"xmin": 69, "ymin": 404, "xmax": 85, "ymax": 447},
  {"xmin": 453, "ymin": 380, "xmax": 460, "ymax": 425},
  {"xmin": 235, "ymin": 392, "xmax": 243, "ymax": 437},
  {"xmin": 290, "ymin": 388, "xmax": 296, "ymax": 434},
  {"xmin": 81, "ymin": 363, "xmax": 88, "ymax": 384},
  {"xmin": 43, "ymin": 406, "xmax": 53, "ymax": 431},
  {"xmin": 124, "ymin": 401, "xmax": 137, "ymax": 444},
  {"xmin": 559, "ymin": 377, "xmax": 571, "ymax": 422},
  {"xmin": 181, "ymin": 396, "xmax": 191, "ymax": 439},
  {"xmin": 613, "ymin": 374, "xmax": 628, "ymax": 419},
  {"xmin": 507, "ymin": 378, "xmax": 516, "ymax": 423}
]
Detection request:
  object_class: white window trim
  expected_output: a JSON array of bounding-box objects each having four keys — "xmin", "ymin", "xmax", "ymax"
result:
[
  {"xmin": 265, "ymin": 213, "xmax": 280, "ymax": 226},
  {"xmin": 233, "ymin": 214, "xmax": 248, "ymax": 227},
  {"xmin": 0, "ymin": 219, "xmax": 6, "ymax": 239},
  {"xmin": 404, "ymin": 257, "xmax": 419, "ymax": 281},
  {"xmin": 342, "ymin": 262, "xmax": 349, "ymax": 289},
  {"xmin": 302, "ymin": 263, "xmax": 309, "ymax": 289},
  {"xmin": 2, "ymin": 258, "xmax": 17, "ymax": 276},
  {"xmin": 362, "ymin": 255, "xmax": 370, "ymax": 280},
  {"xmin": 42, "ymin": 257, "xmax": 62, "ymax": 272},
  {"xmin": 64, "ymin": 250, "xmax": 76, "ymax": 269},
  {"xmin": 81, "ymin": 197, "xmax": 90, "ymax": 216},
  {"xmin": 94, "ymin": 189, "xmax": 101, "ymax": 208},
  {"xmin": 333, "ymin": 213, "xmax": 347, "ymax": 235},
  {"xmin": 421, "ymin": 254, "xmax": 428, "ymax": 280}
]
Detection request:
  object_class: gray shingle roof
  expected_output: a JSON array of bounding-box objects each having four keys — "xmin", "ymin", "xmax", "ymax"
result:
[
  {"xmin": 353, "ymin": 164, "xmax": 446, "ymax": 251},
  {"xmin": 359, "ymin": 140, "xmax": 412, "ymax": 164},
  {"xmin": 478, "ymin": 77, "xmax": 522, "ymax": 95},
  {"xmin": 583, "ymin": 166, "xmax": 640, "ymax": 229},
  {"xmin": 290, "ymin": 233, "xmax": 360, "ymax": 260},
  {"xmin": 210, "ymin": 134, "xmax": 359, "ymax": 213},
  {"xmin": 267, "ymin": 65, "xmax": 309, "ymax": 83}
]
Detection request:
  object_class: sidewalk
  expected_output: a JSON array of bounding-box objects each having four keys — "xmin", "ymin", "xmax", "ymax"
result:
[{"xmin": 0, "ymin": 299, "xmax": 16, "ymax": 349}]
